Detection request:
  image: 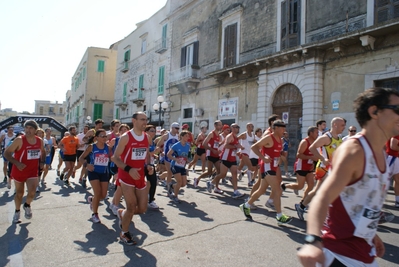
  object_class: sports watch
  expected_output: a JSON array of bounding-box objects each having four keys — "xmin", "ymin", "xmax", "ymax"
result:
[{"xmin": 304, "ymin": 234, "xmax": 322, "ymax": 244}]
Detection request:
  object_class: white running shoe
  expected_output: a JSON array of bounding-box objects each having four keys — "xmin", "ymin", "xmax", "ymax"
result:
[
  {"xmin": 23, "ymin": 205, "xmax": 32, "ymax": 219},
  {"xmin": 265, "ymin": 200, "xmax": 276, "ymax": 210},
  {"xmin": 148, "ymin": 202, "xmax": 159, "ymax": 209},
  {"xmin": 91, "ymin": 213, "xmax": 101, "ymax": 223},
  {"xmin": 232, "ymin": 191, "xmax": 245, "ymax": 199},
  {"xmin": 13, "ymin": 211, "xmax": 21, "ymax": 223}
]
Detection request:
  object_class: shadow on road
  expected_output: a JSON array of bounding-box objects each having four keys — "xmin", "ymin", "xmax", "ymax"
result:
[
  {"xmin": 0, "ymin": 222, "xmax": 33, "ymax": 266},
  {"xmin": 140, "ymin": 210, "xmax": 174, "ymax": 236},
  {"xmin": 74, "ymin": 223, "xmax": 117, "ymax": 255}
]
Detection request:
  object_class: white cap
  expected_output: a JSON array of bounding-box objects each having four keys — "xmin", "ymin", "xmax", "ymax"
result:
[{"xmin": 171, "ymin": 122, "xmax": 180, "ymax": 128}]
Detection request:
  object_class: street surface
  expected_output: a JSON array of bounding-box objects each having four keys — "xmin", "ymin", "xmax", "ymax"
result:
[{"xmin": 0, "ymin": 155, "xmax": 398, "ymax": 267}]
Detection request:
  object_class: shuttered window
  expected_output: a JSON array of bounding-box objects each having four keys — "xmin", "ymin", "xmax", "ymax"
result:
[
  {"xmin": 158, "ymin": 66, "xmax": 165, "ymax": 94},
  {"xmin": 138, "ymin": 74, "xmax": 144, "ymax": 98},
  {"xmin": 375, "ymin": 0, "xmax": 399, "ymax": 24},
  {"xmin": 116, "ymin": 108, "xmax": 119, "ymax": 120},
  {"xmin": 281, "ymin": 0, "xmax": 301, "ymax": 50},
  {"xmin": 180, "ymin": 41, "xmax": 199, "ymax": 68},
  {"xmin": 93, "ymin": 103, "xmax": 103, "ymax": 121},
  {"xmin": 123, "ymin": 82, "xmax": 127, "ymax": 102},
  {"xmin": 224, "ymin": 23, "xmax": 237, "ymax": 67},
  {"xmin": 162, "ymin": 24, "xmax": 168, "ymax": 48},
  {"xmin": 124, "ymin": 50, "xmax": 130, "ymax": 62},
  {"xmin": 97, "ymin": 60, "xmax": 105, "ymax": 72}
]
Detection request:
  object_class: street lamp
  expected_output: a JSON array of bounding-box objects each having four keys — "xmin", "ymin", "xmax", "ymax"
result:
[
  {"xmin": 85, "ymin": 116, "xmax": 92, "ymax": 128},
  {"xmin": 152, "ymin": 95, "xmax": 169, "ymax": 127}
]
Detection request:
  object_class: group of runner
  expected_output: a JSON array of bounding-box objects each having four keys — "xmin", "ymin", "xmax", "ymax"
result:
[{"xmin": 2, "ymin": 87, "xmax": 399, "ymax": 266}]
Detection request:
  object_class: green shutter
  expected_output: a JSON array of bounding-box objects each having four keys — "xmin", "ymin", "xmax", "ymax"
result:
[
  {"xmin": 98, "ymin": 60, "xmax": 105, "ymax": 72},
  {"xmin": 123, "ymin": 82, "xmax": 127, "ymax": 102},
  {"xmin": 124, "ymin": 50, "xmax": 130, "ymax": 61},
  {"xmin": 93, "ymin": 103, "xmax": 103, "ymax": 120},
  {"xmin": 138, "ymin": 74, "xmax": 144, "ymax": 98},
  {"xmin": 76, "ymin": 105, "xmax": 79, "ymax": 119},
  {"xmin": 158, "ymin": 66, "xmax": 165, "ymax": 94},
  {"xmin": 162, "ymin": 24, "xmax": 167, "ymax": 48},
  {"xmin": 116, "ymin": 108, "xmax": 119, "ymax": 119},
  {"xmin": 83, "ymin": 67, "xmax": 86, "ymax": 79}
]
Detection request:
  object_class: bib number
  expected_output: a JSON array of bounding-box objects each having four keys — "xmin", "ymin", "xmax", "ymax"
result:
[
  {"xmin": 353, "ymin": 207, "xmax": 380, "ymax": 243},
  {"xmin": 273, "ymin": 157, "xmax": 279, "ymax": 167},
  {"xmin": 132, "ymin": 148, "xmax": 147, "ymax": 160},
  {"xmin": 213, "ymin": 142, "xmax": 219, "ymax": 149},
  {"xmin": 27, "ymin": 149, "xmax": 41, "ymax": 160},
  {"xmin": 94, "ymin": 154, "xmax": 109, "ymax": 166},
  {"xmin": 175, "ymin": 157, "xmax": 187, "ymax": 168}
]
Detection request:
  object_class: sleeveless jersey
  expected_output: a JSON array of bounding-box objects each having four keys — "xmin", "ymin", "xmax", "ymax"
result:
[
  {"xmin": 322, "ymin": 135, "xmax": 390, "ymax": 263},
  {"xmin": 164, "ymin": 132, "xmax": 179, "ymax": 162},
  {"xmin": 118, "ymin": 130, "xmax": 149, "ymax": 181},
  {"xmin": 249, "ymin": 135, "xmax": 261, "ymax": 159},
  {"xmin": 240, "ymin": 132, "xmax": 255, "ymax": 155},
  {"xmin": 221, "ymin": 135, "xmax": 239, "ymax": 161},
  {"xmin": 110, "ymin": 137, "xmax": 120, "ymax": 168},
  {"xmin": 196, "ymin": 133, "xmax": 206, "ymax": 149},
  {"xmin": 89, "ymin": 143, "xmax": 109, "ymax": 173},
  {"xmin": 385, "ymin": 135, "xmax": 399, "ymax": 157},
  {"xmin": 2, "ymin": 132, "xmax": 15, "ymax": 151},
  {"xmin": 317, "ymin": 132, "xmax": 342, "ymax": 168},
  {"xmin": 11, "ymin": 135, "xmax": 42, "ymax": 179},
  {"xmin": 206, "ymin": 130, "xmax": 221, "ymax": 157},
  {"xmin": 294, "ymin": 138, "xmax": 314, "ymax": 171},
  {"xmin": 260, "ymin": 134, "xmax": 282, "ymax": 172}
]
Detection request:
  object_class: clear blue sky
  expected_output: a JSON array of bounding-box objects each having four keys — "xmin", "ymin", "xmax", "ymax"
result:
[{"xmin": 0, "ymin": 0, "xmax": 167, "ymax": 113}]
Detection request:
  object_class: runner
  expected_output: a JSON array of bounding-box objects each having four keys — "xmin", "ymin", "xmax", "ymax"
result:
[
  {"xmin": 5, "ymin": 120, "xmax": 45, "ymax": 223},
  {"xmin": 210, "ymin": 124, "xmax": 245, "ymax": 198},
  {"xmin": 167, "ymin": 130, "xmax": 191, "ymax": 203},
  {"xmin": 58, "ymin": 126, "xmax": 79, "ymax": 185},
  {"xmin": 240, "ymin": 120, "xmax": 292, "ymax": 225},
  {"xmin": 75, "ymin": 125, "xmax": 89, "ymax": 186},
  {"xmin": 342, "ymin": 125, "xmax": 358, "ymax": 141},
  {"xmin": 187, "ymin": 126, "xmax": 207, "ymax": 173},
  {"xmin": 78, "ymin": 129, "xmax": 111, "ymax": 223},
  {"xmin": 316, "ymin": 119, "xmax": 327, "ymax": 136},
  {"xmin": 111, "ymin": 112, "xmax": 153, "ymax": 245},
  {"xmin": 280, "ymin": 131, "xmax": 291, "ymax": 177},
  {"xmin": 41, "ymin": 128, "xmax": 54, "ymax": 184},
  {"xmin": 35, "ymin": 128, "xmax": 49, "ymax": 192},
  {"xmin": 386, "ymin": 135, "xmax": 399, "ymax": 208},
  {"xmin": 297, "ymin": 87, "xmax": 398, "ymax": 267},
  {"xmin": 193, "ymin": 120, "xmax": 222, "ymax": 188},
  {"xmin": 282, "ymin": 126, "xmax": 318, "ymax": 201},
  {"xmin": 237, "ymin": 123, "xmax": 255, "ymax": 183},
  {"xmin": 295, "ymin": 117, "xmax": 345, "ymax": 221},
  {"xmin": 1, "ymin": 125, "xmax": 15, "ymax": 183},
  {"xmin": 247, "ymin": 127, "xmax": 263, "ymax": 195},
  {"xmin": 145, "ymin": 125, "xmax": 160, "ymax": 209}
]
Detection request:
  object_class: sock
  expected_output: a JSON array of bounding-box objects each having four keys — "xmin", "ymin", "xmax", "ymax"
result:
[
  {"xmin": 276, "ymin": 213, "xmax": 282, "ymax": 219},
  {"xmin": 247, "ymin": 170, "xmax": 252, "ymax": 182},
  {"xmin": 24, "ymin": 203, "xmax": 30, "ymax": 208},
  {"xmin": 396, "ymin": 196, "xmax": 399, "ymax": 202},
  {"xmin": 300, "ymin": 201, "xmax": 306, "ymax": 210},
  {"xmin": 281, "ymin": 183, "xmax": 286, "ymax": 191},
  {"xmin": 15, "ymin": 209, "xmax": 20, "ymax": 212},
  {"xmin": 268, "ymin": 199, "xmax": 274, "ymax": 204},
  {"xmin": 244, "ymin": 202, "xmax": 250, "ymax": 208}
]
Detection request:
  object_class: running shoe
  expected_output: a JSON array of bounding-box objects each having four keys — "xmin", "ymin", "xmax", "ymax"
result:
[
  {"xmin": 294, "ymin": 189, "xmax": 299, "ymax": 195},
  {"xmin": 265, "ymin": 201, "xmax": 276, "ymax": 210},
  {"xmin": 238, "ymin": 172, "xmax": 243, "ymax": 181},
  {"xmin": 7, "ymin": 178, "xmax": 11, "ymax": 189},
  {"xmin": 193, "ymin": 178, "xmax": 198, "ymax": 188},
  {"xmin": 148, "ymin": 202, "xmax": 159, "ymax": 209},
  {"xmin": 295, "ymin": 203, "xmax": 305, "ymax": 221},
  {"xmin": 239, "ymin": 203, "xmax": 253, "ymax": 220},
  {"xmin": 276, "ymin": 214, "xmax": 293, "ymax": 225},
  {"xmin": 60, "ymin": 172, "xmax": 64, "ymax": 180},
  {"xmin": 87, "ymin": 196, "xmax": 93, "ymax": 211},
  {"xmin": 167, "ymin": 184, "xmax": 174, "ymax": 197},
  {"xmin": 36, "ymin": 186, "xmax": 40, "ymax": 193},
  {"xmin": 64, "ymin": 178, "xmax": 69, "ymax": 185},
  {"xmin": 3, "ymin": 176, "xmax": 7, "ymax": 183},
  {"xmin": 23, "ymin": 205, "xmax": 32, "ymax": 219},
  {"xmin": 378, "ymin": 210, "xmax": 395, "ymax": 224},
  {"xmin": 214, "ymin": 187, "xmax": 224, "ymax": 194},
  {"xmin": 395, "ymin": 201, "xmax": 399, "ymax": 208},
  {"xmin": 171, "ymin": 197, "xmax": 181, "ymax": 204},
  {"xmin": 82, "ymin": 178, "xmax": 87, "ymax": 189},
  {"xmin": 57, "ymin": 170, "xmax": 60, "ymax": 176},
  {"xmin": 91, "ymin": 213, "xmax": 101, "ymax": 223},
  {"xmin": 120, "ymin": 231, "xmax": 136, "ymax": 246},
  {"xmin": 206, "ymin": 181, "xmax": 213, "ymax": 193},
  {"xmin": 232, "ymin": 191, "xmax": 245, "ymax": 199},
  {"xmin": 222, "ymin": 178, "xmax": 228, "ymax": 184},
  {"xmin": 13, "ymin": 211, "xmax": 21, "ymax": 223},
  {"xmin": 281, "ymin": 183, "xmax": 287, "ymax": 191},
  {"xmin": 117, "ymin": 209, "xmax": 124, "ymax": 230},
  {"xmin": 109, "ymin": 203, "xmax": 119, "ymax": 216}
]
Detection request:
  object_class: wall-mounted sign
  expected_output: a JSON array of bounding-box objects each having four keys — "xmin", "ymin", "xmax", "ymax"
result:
[
  {"xmin": 282, "ymin": 112, "xmax": 289, "ymax": 124},
  {"xmin": 218, "ymin": 98, "xmax": 238, "ymax": 117},
  {"xmin": 332, "ymin": 100, "xmax": 340, "ymax": 111}
]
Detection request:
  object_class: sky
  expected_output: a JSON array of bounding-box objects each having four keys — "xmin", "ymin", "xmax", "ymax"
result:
[{"xmin": 0, "ymin": 0, "xmax": 167, "ymax": 113}]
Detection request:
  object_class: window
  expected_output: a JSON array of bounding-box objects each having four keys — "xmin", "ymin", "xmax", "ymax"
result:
[
  {"xmin": 180, "ymin": 41, "xmax": 199, "ymax": 68},
  {"xmin": 375, "ymin": 77, "xmax": 399, "ymax": 90},
  {"xmin": 59, "ymin": 107, "xmax": 63, "ymax": 114},
  {"xmin": 375, "ymin": 0, "xmax": 399, "ymax": 23},
  {"xmin": 223, "ymin": 23, "xmax": 237, "ymax": 67},
  {"xmin": 116, "ymin": 108, "xmax": 119, "ymax": 119},
  {"xmin": 162, "ymin": 24, "xmax": 168, "ymax": 48},
  {"xmin": 39, "ymin": 106, "xmax": 44, "ymax": 115},
  {"xmin": 183, "ymin": 108, "xmax": 193, "ymax": 119},
  {"xmin": 49, "ymin": 106, "xmax": 54, "ymax": 114},
  {"xmin": 93, "ymin": 103, "xmax": 103, "ymax": 120},
  {"xmin": 158, "ymin": 66, "xmax": 165, "ymax": 94},
  {"xmin": 124, "ymin": 50, "xmax": 131, "ymax": 62},
  {"xmin": 281, "ymin": 0, "xmax": 301, "ymax": 50},
  {"xmin": 141, "ymin": 39, "xmax": 147, "ymax": 54},
  {"xmin": 76, "ymin": 104, "xmax": 80, "ymax": 119},
  {"xmin": 97, "ymin": 60, "xmax": 105, "ymax": 72},
  {"xmin": 83, "ymin": 67, "xmax": 86, "ymax": 80},
  {"xmin": 123, "ymin": 82, "xmax": 127, "ymax": 102},
  {"xmin": 138, "ymin": 74, "xmax": 144, "ymax": 98}
]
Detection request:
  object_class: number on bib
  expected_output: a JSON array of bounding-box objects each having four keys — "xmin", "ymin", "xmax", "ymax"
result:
[
  {"xmin": 132, "ymin": 148, "xmax": 147, "ymax": 160},
  {"xmin": 27, "ymin": 149, "xmax": 41, "ymax": 160}
]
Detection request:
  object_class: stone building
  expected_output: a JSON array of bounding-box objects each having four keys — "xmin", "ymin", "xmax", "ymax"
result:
[{"xmin": 66, "ymin": 46, "xmax": 118, "ymax": 131}]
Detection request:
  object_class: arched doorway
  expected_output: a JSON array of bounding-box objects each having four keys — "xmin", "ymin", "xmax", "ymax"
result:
[{"xmin": 272, "ymin": 84, "xmax": 303, "ymax": 173}]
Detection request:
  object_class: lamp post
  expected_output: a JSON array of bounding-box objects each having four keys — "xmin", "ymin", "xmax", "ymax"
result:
[
  {"xmin": 152, "ymin": 95, "xmax": 169, "ymax": 128},
  {"xmin": 85, "ymin": 116, "xmax": 92, "ymax": 128}
]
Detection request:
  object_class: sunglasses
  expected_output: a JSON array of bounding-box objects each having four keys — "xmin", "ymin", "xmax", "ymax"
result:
[
  {"xmin": 349, "ymin": 130, "xmax": 357, "ymax": 133},
  {"xmin": 149, "ymin": 130, "xmax": 156, "ymax": 132},
  {"xmin": 379, "ymin": 105, "xmax": 399, "ymax": 115},
  {"xmin": 174, "ymin": 127, "xmax": 180, "ymax": 130},
  {"xmin": 98, "ymin": 135, "xmax": 107, "ymax": 138}
]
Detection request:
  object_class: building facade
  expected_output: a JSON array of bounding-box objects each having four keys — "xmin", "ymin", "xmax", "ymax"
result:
[{"xmin": 66, "ymin": 46, "xmax": 118, "ymax": 130}]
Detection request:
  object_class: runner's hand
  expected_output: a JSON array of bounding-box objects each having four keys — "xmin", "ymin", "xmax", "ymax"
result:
[
  {"xmin": 15, "ymin": 162, "xmax": 26, "ymax": 171},
  {"xmin": 129, "ymin": 168, "xmax": 141, "ymax": 180},
  {"xmin": 86, "ymin": 164, "xmax": 94, "ymax": 172},
  {"xmin": 297, "ymin": 244, "xmax": 325, "ymax": 267},
  {"xmin": 373, "ymin": 234, "xmax": 385, "ymax": 257}
]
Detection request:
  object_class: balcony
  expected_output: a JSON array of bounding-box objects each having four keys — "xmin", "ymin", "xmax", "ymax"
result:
[
  {"xmin": 121, "ymin": 61, "xmax": 129, "ymax": 73},
  {"xmin": 169, "ymin": 65, "xmax": 200, "ymax": 95},
  {"xmin": 116, "ymin": 101, "xmax": 128, "ymax": 110},
  {"xmin": 154, "ymin": 37, "xmax": 168, "ymax": 54},
  {"xmin": 131, "ymin": 97, "xmax": 145, "ymax": 107}
]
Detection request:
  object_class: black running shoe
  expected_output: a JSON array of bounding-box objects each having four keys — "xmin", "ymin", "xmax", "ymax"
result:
[{"xmin": 60, "ymin": 173, "xmax": 64, "ymax": 181}]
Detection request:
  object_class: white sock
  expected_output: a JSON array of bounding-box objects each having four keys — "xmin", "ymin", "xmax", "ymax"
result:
[
  {"xmin": 244, "ymin": 202, "xmax": 250, "ymax": 208},
  {"xmin": 247, "ymin": 170, "xmax": 252, "ymax": 182},
  {"xmin": 268, "ymin": 199, "xmax": 274, "ymax": 204},
  {"xmin": 277, "ymin": 213, "xmax": 282, "ymax": 219}
]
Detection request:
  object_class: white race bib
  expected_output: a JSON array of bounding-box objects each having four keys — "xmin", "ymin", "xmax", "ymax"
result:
[
  {"xmin": 132, "ymin": 148, "xmax": 147, "ymax": 160},
  {"xmin": 273, "ymin": 157, "xmax": 279, "ymax": 167},
  {"xmin": 213, "ymin": 142, "xmax": 219, "ymax": 149},
  {"xmin": 175, "ymin": 157, "xmax": 187, "ymax": 168},
  {"xmin": 27, "ymin": 149, "xmax": 41, "ymax": 160},
  {"xmin": 94, "ymin": 154, "xmax": 109, "ymax": 166},
  {"xmin": 353, "ymin": 207, "xmax": 380, "ymax": 243},
  {"xmin": 307, "ymin": 159, "xmax": 314, "ymax": 164}
]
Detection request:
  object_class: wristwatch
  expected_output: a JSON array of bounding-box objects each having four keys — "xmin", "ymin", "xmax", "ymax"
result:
[{"xmin": 304, "ymin": 234, "xmax": 322, "ymax": 244}]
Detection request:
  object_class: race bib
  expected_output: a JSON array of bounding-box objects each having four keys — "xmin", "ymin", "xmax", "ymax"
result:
[
  {"xmin": 132, "ymin": 148, "xmax": 147, "ymax": 160},
  {"xmin": 213, "ymin": 142, "xmax": 219, "ymax": 149},
  {"xmin": 353, "ymin": 207, "xmax": 380, "ymax": 243},
  {"xmin": 273, "ymin": 157, "xmax": 279, "ymax": 167},
  {"xmin": 175, "ymin": 157, "xmax": 187, "ymax": 168},
  {"xmin": 307, "ymin": 159, "xmax": 314, "ymax": 164},
  {"xmin": 232, "ymin": 150, "xmax": 236, "ymax": 157},
  {"xmin": 27, "ymin": 149, "xmax": 41, "ymax": 160},
  {"xmin": 94, "ymin": 154, "xmax": 109, "ymax": 166}
]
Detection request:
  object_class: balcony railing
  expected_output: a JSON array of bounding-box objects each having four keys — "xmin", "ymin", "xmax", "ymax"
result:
[
  {"xmin": 169, "ymin": 65, "xmax": 200, "ymax": 84},
  {"xmin": 121, "ymin": 61, "xmax": 129, "ymax": 73},
  {"xmin": 154, "ymin": 37, "xmax": 169, "ymax": 54}
]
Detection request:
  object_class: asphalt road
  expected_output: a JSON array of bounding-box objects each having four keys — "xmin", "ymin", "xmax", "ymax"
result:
[{"xmin": 0, "ymin": 156, "xmax": 398, "ymax": 267}]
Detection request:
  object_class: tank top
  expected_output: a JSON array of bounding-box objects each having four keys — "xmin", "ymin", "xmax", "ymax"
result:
[
  {"xmin": 322, "ymin": 135, "xmax": 390, "ymax": 263},
  {"xmin": 249, "ymin": 135, "xmax": 261, "ymax": 159},
  {"xmin": 318, "ymin": 131, "xmax": 342, "ymax": 168},
  {"xmin": 164, "ymin": 132, "xmax": 179, "ymax": 159},
  {"xmin": 385, "ymin": 135, "xmax": 399, "ymax": 157},
  {"xmin": 260, "ymin": 134, "xmax": 282, "ymax": 172},
  {"xmin": 240, "ymin": 132, "xmax": 255, "ymax": 155},
  {"xmin": 294, "ymin": 138, "xmax": 314, "ymax": 171},
  {"xmin": 89, "ymin": 143, "xmax": 109, "ymax": 173},
  {"xmin": 11, "ymin": 135, "xmax": 42, "ymax": 178},
  {"xmin": 2, "ymin": 132, "xmax": 15, "ymax": 150},
  {"xmin": 196, "ymin": 133, "xmax": 206, "ymax": 149},
  {"xmin": 118, "ymin": 130, "xmax": 149, "ymax": 180},
  {"xmin": 221, "ymin": 134, "xmax": 239, "ymax": 161},
  {"xmin": 110, "ymin": 137, "xmax": 120, "ymax": 168},
  {"xmin": 207, "ymin": 130, "xmax": 221, "ymax": 157}
]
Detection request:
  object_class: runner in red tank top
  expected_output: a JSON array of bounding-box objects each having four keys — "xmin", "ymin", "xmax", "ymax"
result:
[
  {"xmin": 386, "ymin": 135, "xmax": 399, "ymax": 208},
  {"xmin": 111, "ymin": 112, "xmax": 154, "ymax": 246},
  {"xmin": 187, "ymin": 126, "xmax": 207, "ymax": 173},
  {"xmin": 240, "ymin": 120, "xmax": 293, "ymax": 225},
  {"xmin": 5, "ymin": 120, "xmax": 45, "ymax": 224}
]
